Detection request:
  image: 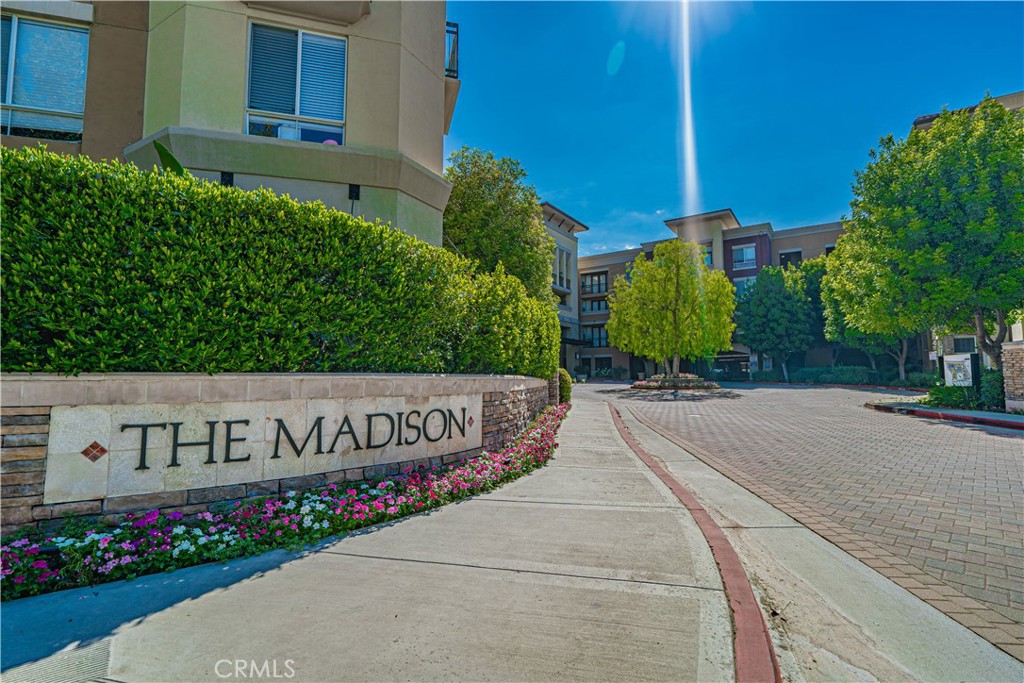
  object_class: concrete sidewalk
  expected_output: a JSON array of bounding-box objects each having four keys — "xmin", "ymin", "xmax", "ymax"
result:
[
  {"xmin": 593, "ymin": 386, "xmax": 1023, "ymax": 681},
  {"xmin": 2, "ymin": 398, "xmax": 733, "ymax": 682}
]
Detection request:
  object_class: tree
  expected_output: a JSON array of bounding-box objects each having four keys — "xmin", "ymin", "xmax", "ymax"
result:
[
  {"xmin": 735, "ymin": 266, "xmax": 815, "ymax": 382},
  {"xmin": 607, "ymin": 240, "xmax": 735, "ymax": 375},
  {"xmin": 834, "ymin": 95, "xmax": 1024, "ymax": 369},
  {"xmin": 798, "ymin": 256, "xmax": 836, "ymax": 365},
  {"xmin": 821, "ymin": 271, "xmax": 916, "ymax": 379},
  {"xmin": 443, "ymin": 147, "xmax": 556, "ymax": 300}
]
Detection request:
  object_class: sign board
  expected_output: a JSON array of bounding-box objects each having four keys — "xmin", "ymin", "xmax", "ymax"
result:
[
  {"xmin": 940, "ymin": 353, "xmax": 980, "ymax": 388},
  {"xmin": 44, "ymin": 395, "xmax": 482, "ymax": 504}
]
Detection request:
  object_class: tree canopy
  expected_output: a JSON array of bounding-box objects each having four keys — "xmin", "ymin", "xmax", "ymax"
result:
[
  {"xmin": 827, "ymin": 95, "xmax": 1024, "ymax": 369},
  {"xmin": 442, "ymin": 147, "xmax": 556, "ymax": 300},
  {"xmin": 607, "ymin": 240, "xmax": 735, "ymax": 374},
  {"xmin": 735, "ymin": 266, "xmax": 815, "ymax": 382}
]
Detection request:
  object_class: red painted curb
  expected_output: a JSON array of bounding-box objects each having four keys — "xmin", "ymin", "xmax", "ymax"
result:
[
  {"xmin": 745, "ymin": 381, "xmax": 928, "ymax": 393},
  {"xmin": 607, "ymin": 403, "xmax": 782, "ymax": 683},
  {"xmin": 866, "ymin": 402, "xmax": 1024, "ymax": 431}
]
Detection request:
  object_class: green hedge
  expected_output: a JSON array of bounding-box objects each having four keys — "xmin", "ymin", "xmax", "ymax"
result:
[
  {"xmin": 1, "ymin": 147, "xmax": 559, "ymax": 377},
  {"xmin": 558, "ymin": 367, "xmax": 572, "ymax": 403}
]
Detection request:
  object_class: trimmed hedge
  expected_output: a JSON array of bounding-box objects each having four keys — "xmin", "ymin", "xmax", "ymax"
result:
[
  {"xmin": 1, "ymin": 147, "xmax": 559, "ymax": 377},
  {"xmin": 558, "ymin": 367, "xmax": 572, "ymax": 403}
]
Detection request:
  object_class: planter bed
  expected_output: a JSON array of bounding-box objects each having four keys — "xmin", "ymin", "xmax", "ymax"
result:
[{"xmin": 1, "ymin": 403, "xmax": 570, "ymax": 601}]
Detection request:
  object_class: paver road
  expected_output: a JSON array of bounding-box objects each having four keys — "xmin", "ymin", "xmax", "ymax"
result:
[{"xmin": 587, "ymin": 383, "xmax": 1024, "ymax": 627}]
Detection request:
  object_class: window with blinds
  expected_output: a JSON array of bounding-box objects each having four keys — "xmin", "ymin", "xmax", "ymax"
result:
[
  {"xmin": 247, "ymin": 23, "xmax": 347, "ymax": 144},
  {"xmin": 1, "ymin": 15, "xmax": 89, "ymax": 141}
]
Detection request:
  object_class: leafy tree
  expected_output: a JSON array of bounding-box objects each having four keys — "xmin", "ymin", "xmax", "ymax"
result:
[
  {"xmin": 735, "ymin": 266, "xmax": 815, "ymax": 382},
  {"xmin": 821, "ymin": 272, "xmax": 916, "ymax": 379},
  {"xmin": 607, "ymin": 240, "xmax": 735, "ymax": 374},
  {"xmin": 833, "ymin": 95, "xmax": 1024, "ymax": 369},
  {"xmin": 797, "ymin": 256, "xmax": 836, "ymax": 365},
  {"xmin": 443, "ymin": 147, "xmax": 556, "ymax": 300}
]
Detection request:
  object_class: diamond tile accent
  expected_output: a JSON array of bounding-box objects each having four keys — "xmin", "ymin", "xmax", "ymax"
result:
[
  {"xmin": 81, "ymin": 441, "xmax": 108, "ymax": 462},
  {"xmin": 468, "ymin": 416, "xmax": 475, "ymax": 427}
]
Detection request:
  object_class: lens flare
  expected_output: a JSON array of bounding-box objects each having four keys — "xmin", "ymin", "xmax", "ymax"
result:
[{"xmin": 677, "ymin": 0, "xmax": 700, "ymax": 217}]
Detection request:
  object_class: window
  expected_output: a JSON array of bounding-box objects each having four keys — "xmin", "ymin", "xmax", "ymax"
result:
[
  {"xmin": 952, "ymin": 337, "xmax": 976, "ymax": 354},
  {"xmin": 733, "ymin": 276, "xmax": 756, "ymax": 299},
  {"xmin": 703, "ymin": 244, "xmax": 713, "ymax": 267},
  {"xmin": 594, "ymin": 357, "xmax": 612, "ymax": 370},
  {"xmin": 581, "ymin": 272, "xmax": 607, "ymax": 295},
  {"xmin": 779, "ymin": 250, "xmax": 802, "ymax": 269},
  {"xmin": 552, "ymin": 247, "xmax": 572, "ymax": 290},
  {"xmin": 824, "ymin": 244, "xmax": 836, "ymax": 256},
  {"xmin": 1, "ymin": 15, "xmax": 89, "ymax": 141},
  {"xmin": 581, "ymin": 298, "xmax": 608, "ymax": 314},
  {"xmin": 583, "ymin": 325, "xmax": 608, "ymax": 348},
  {"xmin": 247, "ymin": 24, "xmax": 346, "ymax": 144},
  {"xmin": 732, "ymin": 245, "xmax": 756, "ymax": 270}
]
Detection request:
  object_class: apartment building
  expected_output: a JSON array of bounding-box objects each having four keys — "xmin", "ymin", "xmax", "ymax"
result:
[
  {"xmin": 576, "ymin": 210, "xmax": 843, "ymax": 379},
  {"xmin": 542, "ymin": 201, "xmax": 589, "ymax": 371},
  {"xmin": 0, "ymin": 0, "xmax": 459, "ymax": 245}
]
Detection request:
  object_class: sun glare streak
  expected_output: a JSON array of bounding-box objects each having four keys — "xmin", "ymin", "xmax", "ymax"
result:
[{"xmin": 678, "ymin": 0, "xmax": 700, "ymax": 218}]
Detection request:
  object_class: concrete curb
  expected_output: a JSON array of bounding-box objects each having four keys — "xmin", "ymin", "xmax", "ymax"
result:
[
  {"xmin": 866, "ymin": 401, "xmax": 1024, "ymax": 431},
  {"xmin": 739, "ymin": 381, "xmax": 928, "ymax": 393},
  {"xmin": 607, "ymin": 403, "xmax": 782, "ymax": 683},
  {"xmin": 628, "ymin": 407, "xmax": 1024, "ymax": 662}
]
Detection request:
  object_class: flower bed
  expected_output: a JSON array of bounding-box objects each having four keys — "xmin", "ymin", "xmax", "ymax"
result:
[
  {"xmin": 631, "ymin": 373, "xmax": 720, "ymax": 390},
  {"xmin": 1, "ymin": 403, "xmax": 570, "ymax": 601}
]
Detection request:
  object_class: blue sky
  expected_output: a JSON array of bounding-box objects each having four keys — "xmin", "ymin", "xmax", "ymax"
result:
[{"xmin": 443, "ymin": 1, "xmax": 1024, "ymax": 255}]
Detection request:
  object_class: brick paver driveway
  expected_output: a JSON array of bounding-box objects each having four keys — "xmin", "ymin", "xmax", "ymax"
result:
[{"xmin": 588, "ymin": 382, "xmax": 1023, "ymax": 654}]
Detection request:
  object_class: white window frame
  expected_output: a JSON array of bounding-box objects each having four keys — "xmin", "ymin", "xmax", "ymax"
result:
[
  {"xmin": 951, "ymin": 336, "xmax": 976, "ymax": 354},
  {"xmin": 732, "ymin": 244, "xmax": 757, "ymax": 270},
  {"xmin": 1, "ymin": 13, "xmax": 89, "ymax": 138},
  {"xmin": 245, "ymin": 21, "xmax": 348, "ymax": 143}
]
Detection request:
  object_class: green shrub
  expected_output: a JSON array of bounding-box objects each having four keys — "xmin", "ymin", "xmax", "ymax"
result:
[
  {"xmin": 922, "ymin": 385, "xmax": 981, "ymax": 410},
  {"xmin": 791, "ymin": 367, "xmax": 828, "ymax": 383},
  {"xmin": 750, "ymin": 369, "xmax": 783, "ymax": 382},
  {"xmin": 905, "ymin": 371, "xmax": 941, "ymax": 388},
  {"xmin": 827, "ymin": 365, "xmax": 872, "ymax": 385},
  {"xmin": 558, "ymin": 367, "xmax": 572, "ymax": 403},
  {"xmin": 980, "ymin": 370, "xmax": 1005, "ymax": 410},
  {"xmin": 0, "ymin": 147, "xmax": 559, "ymax": 377}
]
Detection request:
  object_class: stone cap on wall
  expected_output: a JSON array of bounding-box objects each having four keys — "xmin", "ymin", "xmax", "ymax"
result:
[{"xmin": 0, "ymin": 373, "xmax": 548, "ymax": 408}]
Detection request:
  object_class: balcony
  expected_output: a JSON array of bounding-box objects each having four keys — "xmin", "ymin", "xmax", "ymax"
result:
[
  {"xmin": 445, "ymin": 22, "xmax": 459, "ymax": 79},
  {"xmin": 443, "ymin": 21, "xmax": 460, "ymax": 135},
  {"xmin": 243, "ymin": 1, "xmax": 371, "ymax": 25},
  {"xmin": 580, "ymin": 283, "xmax": 608, "ymax": 296}
]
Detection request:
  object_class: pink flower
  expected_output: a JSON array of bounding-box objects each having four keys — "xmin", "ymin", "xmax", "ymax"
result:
[{"xmin": 31, "ymin": 560, "xmax": 48, "ymax": 570}]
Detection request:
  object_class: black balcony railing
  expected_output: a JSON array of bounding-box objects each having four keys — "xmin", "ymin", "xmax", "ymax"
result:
[
  {"xmin": 580, "ymin": 283, "xmax": 607, "ymax": 295},
  {"xmin": 445, "ymin": 22, "xmax": 459, "ymax": 79}
]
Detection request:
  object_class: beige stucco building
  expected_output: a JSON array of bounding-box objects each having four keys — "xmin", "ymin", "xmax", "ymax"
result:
[
  {"xmin": 1, "ymin": 0, "xmax": 459, "ymax": 245},
  {"xmin": 541, "ymin": 202, "xmax": 589, "ymax": 371}
]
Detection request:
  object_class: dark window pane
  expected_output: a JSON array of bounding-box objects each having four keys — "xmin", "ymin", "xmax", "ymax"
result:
[{"xmin": 249, "ymin": 24, "xmax": 297, "ymax": 115}]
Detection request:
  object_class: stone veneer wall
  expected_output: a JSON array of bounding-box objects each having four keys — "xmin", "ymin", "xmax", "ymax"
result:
[
  {"xmin": 1, "ymin": 374, "xmax": 550, "ymax": 536},
  {"xmin": 1003, "ymin": 341, "xmax": 1024, "ymax": 412}
]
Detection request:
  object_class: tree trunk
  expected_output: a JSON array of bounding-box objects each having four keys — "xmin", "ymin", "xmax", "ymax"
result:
[
  {"xmin": 865, "ymin": 352, "xmax": 878, "ymax": 372},
  {"xmin": 672, "ymin": 354, "xmax": 681, "ymax": 375},
  {"xmin": 830, "ymin": 344, "xmax": 841, "ymax": 368},
  {"xmin": 974, "ymin": 309, "xmax": 1007, "ymax": 371},
  {"xmin": 779, "ymin": 354, "xmax": 790, "ymax": 382}
]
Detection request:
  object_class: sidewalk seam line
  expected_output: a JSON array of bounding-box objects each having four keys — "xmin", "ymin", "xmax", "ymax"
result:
[{"xmin": 317, "ymin": 549, "xmax": 725, "ymax": 593}]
